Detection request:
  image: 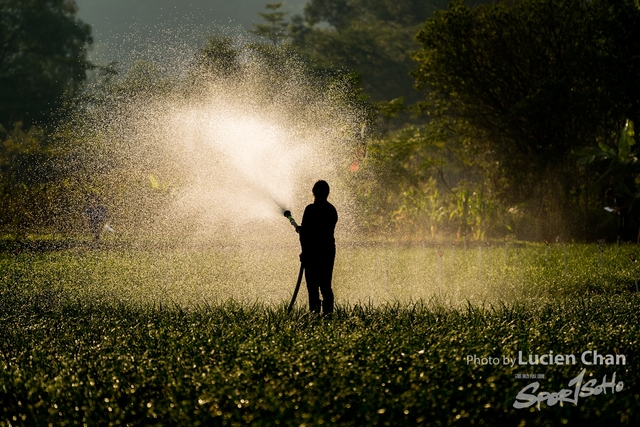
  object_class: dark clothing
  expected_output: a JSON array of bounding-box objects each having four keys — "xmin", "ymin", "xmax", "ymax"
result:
[
  {"xmin": 608, "ymin": 195, "xmax": 630, "ymax": 241},
  {"xmin": 305, "ymin": 254, "xmax": 335, "ymax": 314},
  {"xmin": 299, "ymin": 200, "xmax": 338, "ymax": 314},
  {"xmin": 85, "ymin": 205, "xmax": 108, "ymax": 240}
]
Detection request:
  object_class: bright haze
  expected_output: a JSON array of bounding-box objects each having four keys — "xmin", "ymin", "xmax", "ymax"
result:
[{"xmin": 75, "ymin": 0, "xmax": 307, "ymax": 62}]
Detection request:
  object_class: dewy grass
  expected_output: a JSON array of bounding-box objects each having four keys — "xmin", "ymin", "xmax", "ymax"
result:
[
  {"xmin": 1, "ymin": 240, "xmax": 638, "ymax": 308},
  {"xmin": 1, "ymin": 240, "xmax": 639, "ymax": 425}
]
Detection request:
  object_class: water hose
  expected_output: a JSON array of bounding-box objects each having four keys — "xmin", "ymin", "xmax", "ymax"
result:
[
  {"xmin": 284, "ymin": 210, "xmax": 303, "ymax": 312},
  {"xmin": 288, "ymin": 263, "xmax": 304, "ymax": 313}
]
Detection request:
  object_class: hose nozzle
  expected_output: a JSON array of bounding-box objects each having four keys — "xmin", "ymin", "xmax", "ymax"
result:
[{"xmin": 283, "ymin": 210, "xmax": 299, "ymax": 232}]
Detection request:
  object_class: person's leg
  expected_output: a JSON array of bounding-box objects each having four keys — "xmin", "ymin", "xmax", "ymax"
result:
[
  {"xmin": 304, "ymin": 265, "xmax": 321, "ymax": 313},
  {"xmin": 320, "ymin": 283, "xmax": 334, "ymax": 315},
  {"xmin": 319, "ymin": 253, "xmax": 335, "ymax": 315},
  {"xmin": 621, "ymin": 214, "xmax": 631, "ymax": 242},
  {"xmin": 90, "ymin": 224, "xmax": 101, "ymax": 241}
]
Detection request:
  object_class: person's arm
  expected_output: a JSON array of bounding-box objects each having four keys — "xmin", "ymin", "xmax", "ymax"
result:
[
  {"xmin": 614, "ymin": 197, "xmax": 629, "ymax": 213},
  {"xmin": 299, "ymin": 206, "xmax": 309, "ymax": 252}
]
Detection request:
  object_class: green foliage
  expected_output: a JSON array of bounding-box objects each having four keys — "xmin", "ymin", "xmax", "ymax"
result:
[
  {"xmin": 373, "ymin": 97, "xmax": 405, "ymax": 133},
  {"xmin": 250, "ymin": 3, "xmax": 292, "ymax": 46},
  {"xmin": 191, "ymin": 37, "xmax": 242, "ymax": 78},
  {"xmin": 0, "ymin": 0, "xmax": 91, "ymax": 232},
  {"xmin": 0, "ymin": 124, "xmax": 71, "ymax": 232},
  {"xmin": 0, "ymin": 0, "xmax": 92, "ymax": 130},
  {"xmin": 578, "ymin": 120, "xmax": 636, "ymax": 165},
  {"xmin": 410, "ymin": 0, "xmax": 640, "ymax": 240},
  {"xmin": 326, "ymin": 71, "xmax": 376, "ymax": 128},
  {"xmin": 575, "ymin": 120, "xmax": 640, "ymax": 219},
  {"xmin": 0, "ymin": 124, "xmax": 47, "ymax": 230},
  {"xmin": 87, "ymin": 60, "xmax": 176, "ymax": 103},
  {"xmin": 450, "ymin": 189, "xmax": 496, "ymax": 241},
  {"xmin": 292, "ymin": 0, "xmax": 449, "ymax": 102},
  {"xmin": 354, "ymin": 121, "xmax": 500, "ymax": 240},
  {"xmin": 415, "ymin": 0, "xmax": 598, "ymax": 170},
  {"xmin": 617, "ymin": 121, "xmax": 636, "ymax": 162}
]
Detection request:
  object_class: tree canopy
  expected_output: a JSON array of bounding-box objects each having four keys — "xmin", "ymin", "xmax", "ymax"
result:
[
  {"xmin": 250, "ymin": 2, "xmax": 291, "ymax": 46},
  {"xmin": 0, "ymin": 0, "xmax": 92, "ymax": 130},
  {"xmin": 0, "ymin": 0, "xmax": 92, "ymax": 231},
  {"xmin": 291, "ymin": 0, "xmax": 451, "ymax": 102},
  {"xmin": 411, "ymin": 0, "xmax": 640, "ymax": 224}
]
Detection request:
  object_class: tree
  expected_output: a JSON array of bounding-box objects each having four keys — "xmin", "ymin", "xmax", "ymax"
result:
[
  {"xmin": 0, "ymin": 0, "xmax": 92, "ymax": 232},
  {"xmin": 250, "ymin": 3, "xmax": 291, "ymax": 46},
  {"xmin": 411, "ymin": 0, "xmax": 640, "ymax": 239},
  {"xmin": 0, "ymin": 0, "xmax": 92, "ymax": 130},
  {"xmin": 191, "ymin": 37, "xmax": 241, "ymax": 78},
  {"xmin": 291, "ymin": 0, "xmax": 451, "ymax": 102}
]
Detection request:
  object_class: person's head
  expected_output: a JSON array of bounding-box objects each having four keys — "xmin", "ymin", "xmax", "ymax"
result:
[
  {"xmin": 312, "ymin": 180, "xmax": 330, "ymax": 201},
  {"xmin": 606, "ymin": 188, "xmax": 615, "ymax": 199}
]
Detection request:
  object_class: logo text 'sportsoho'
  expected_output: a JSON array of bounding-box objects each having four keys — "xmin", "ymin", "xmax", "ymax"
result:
[{"xmin": 513, "ymin": 369, "xmax": 624, "ymax": 410}]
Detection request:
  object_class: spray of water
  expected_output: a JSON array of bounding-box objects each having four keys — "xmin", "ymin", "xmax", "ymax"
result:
[
  {"xmin": 63, "ymin": 36, "xmax": 365, "ymax": 245},
  {"xmin": 55, "ymin": 30, "xmax": 532, "ymax": 307}
]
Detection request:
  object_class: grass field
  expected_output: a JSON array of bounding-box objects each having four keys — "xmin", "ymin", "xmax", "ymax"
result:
[{"xmin": 1, "ymin": 237, "xmax": 639, "ymax": 425}]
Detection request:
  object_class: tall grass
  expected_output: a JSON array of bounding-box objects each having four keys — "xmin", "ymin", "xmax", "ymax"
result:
[
  {"xmin": 1, "ymin": 240, "xmax": 637, "ymax": 307},
  {"xmin": 1, "ymin": 240, "xmax": 639, "ymax": 425}
]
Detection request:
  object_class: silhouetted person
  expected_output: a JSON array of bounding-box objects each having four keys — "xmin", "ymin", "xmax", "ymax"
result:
[
  {"xmin": 299, "ymin": 180, "xmax": 338, "ymax": 316},
  {"xmin": 605, "ymin": 188, "xmax": 630, "ymax": 242},
  {"xmin": 84, "ymin": 196, "xmax": 108, "ymax": 241}
]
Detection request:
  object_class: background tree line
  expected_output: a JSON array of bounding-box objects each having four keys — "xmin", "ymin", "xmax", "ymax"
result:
[
  {"xmin": 0, "ymin": 0, "xmax": 91, "ymax": 233},
  {"xmin": 286, "ymin": 0, "xmax": 640, "ymax": 242},
  {"xmin": 1, "ymin": 0, "xmax": 639, "ymax": 242},
  {"xmin": 408, "ymin": 0, "xmax": 640, "ymax": 241}
]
